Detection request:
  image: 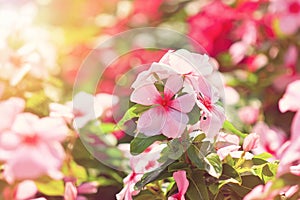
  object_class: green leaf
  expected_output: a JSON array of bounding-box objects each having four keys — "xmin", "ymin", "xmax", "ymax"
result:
[
  {"xmin": 222, "ymin": 164, "xmax": 242, "ymax": 184},
  {"xmin": 62, "ymin": 160, "xmax": 87, "ymax": 184},
  {"xmin": 130, "ymin": 133, "xmax": 167, "ymax": 155},
  {"xmin": 222, "ymin": 120, "xmax": 247, "ymax": 138},
  {"xmin": 186, "ymin": 170, "xmax": 210, "ymax": 200},
  {"xmin": 117, "ymin": 104, "xmax": 150, "ymax": 128},
  {"xmin": 253, "ymin": 152, "xmax": 273, "ymax": 160},
  {"xmin": 133, "ymin": 190, "xmax": 161, "ymax": 200},
  {"xmin": 135, "ymin": 160, "xmax": 173, "ymax": 190},
  {"xmin": 168, "ymin": 162, "xmax": 190, "ymax": 172},
  {"xmin": 187, "ymin": 144, "xmax": 205, "ymax": 169},
  {"xmin": 35, "ymin": 178, "xmax": 65, "ymax": 196},
  {"xmin": 188, "ymin": 105, "xmax": 201, "ymax": 124},
  {"xmin": 252, "ymin": 162, "xmax": 278, "ymax": 183},
  {"xmin": 204, "ymin": 153, "xmax": 223, "ymax": 178}
]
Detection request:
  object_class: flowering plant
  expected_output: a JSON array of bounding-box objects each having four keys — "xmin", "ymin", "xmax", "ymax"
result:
[
  {"xmin": 115, "ymin": 49, "xmax": 300, "ymax": 200},
  {"xmin": 1, "ymin": 0, "xmax": 300, "ymax": 199}
]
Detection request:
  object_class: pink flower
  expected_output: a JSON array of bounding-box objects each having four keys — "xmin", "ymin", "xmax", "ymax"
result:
[
  {"xmin": 116, "ymin": 143, "xmax": 166, "ymax": 200},
  {"xmin": 64, "ymin": 181, "xmax": 97, "ymax": 200},
  {"xmin": 50, "ymin": 92, "xmax": 118, "ymax": 129},
  {"xmin": 238, "ymin": 106, "xmax": 259, "ymax": 125},
  {"xmin": 0, "ymin": 97, "xmax": 25, "ymax": 161},
  {"xmin": 243, "ymin": 133, "xmax": 260, "ymax": 152},
  {"xmin": 279, "ymin": 80, "xmax": 300, "ymax": 113},
  {"xmin": 277, "ymin": 112, "xmax": 300, "ymax": 176},
  {"xmin": 159, "ymin": 49, "xmax": 213, "ymax": 76},
  {"xmin": 15, "ymin": 180, "xmax": 37, "ymax": 200},
  {"xmin": 192, "ymin": 76, "xmax": 225, "ymax": 138},
  {"xmin": 1, "ymin": 113, "xmax": 68, "ymax": 183},
  {"xmin": 168, "ymin": 171, "xmax": 189, "ymax": 200},
  {"xmin": 252, "ymin": 122, "xmax": 287, "ymax": 157},
  {"xmin": 130, "ymin": 75, "xmax": 195, "ymax": 138},
  {"xmin": 64, "ymin": 182, "xmax": 77, "ymax": 200},
  {"xmin": 270, "ymin": 0, "xmax": 300, "ymax": 34},
  {"xmin": 215, "ymin": 132, "xmax": 240, "ymax": 160},
  {"xmin": 243, "ymin": 181, "xmax": 277, "ymax": 200}
]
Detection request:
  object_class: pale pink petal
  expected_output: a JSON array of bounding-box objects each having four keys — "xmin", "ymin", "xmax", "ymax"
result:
[
  {"xmin": 161, "ymin": 109, "xmax": 188, "ymax": 138},
  {"xmin": 34, "ymin": 117, "xmax": 68, "ymax": 142},
  {"xmin": 238, "ymin": 106, "xmax": 259, "ymax": 125},
  {"xmin": 164, "ymin": 75, "xmax": 183, "ymax": 97},
  {"xmin": 169, "ymin": 170, "xmax": 189, "ymax": 200},
  {"xmin": 77, "ymin": 182, "xmax": 98, "ymax": 194},
  {"xmin": 279, "ymin": 15, "xmax": 299, "ymax": 35},
  {"xmin": 73, "ymin": 92, "xmax": 94, "ymax": 116},
  {"xmin": 15, "ymin": 180, "xmax": 37, "ymax": 200},
  {"xmin": 224, "ymin": 86, "xmax": 240, "ymax": 105},
  {"xmin": 0, "ymin": 97, "xmax": 25, "ymax": 132},
  {"xmin": 137, "ymin": 106, "xmax": 166, "ymax": 136},
  {"xmin": 215, "ymin": 132, "xmax": 240, "ymax": 149},
  {"xmin": 49, "ymin": 102, "xmax": 74, "ymax": 122},
  {"xmin": 11, "ymin": 113, "xmax": 39, "ymax": 136},
  {"xmin": 279, "ymin": 80, "xmax": 300, "ymax": 113},
  {"xmin": 161, "ymin": 49, "xmax": 213, "ymax": 76},
  {"xmin": 217, "ymin": 145, "xmax": 240, "ymax": 160},
  {"xmin": 64, "ymin": 182, "xmax": 77, "ymax": 200},
  {"xmin": 130, "ymin": 84, "xmax": 160, "ymax": 106},
  {"xmin": 171, "ymin": 94, "xmax": 195, "ymax": 113},
  {"xmin": 3, "ymin": 142, "xmax": 64, "ymax": 183},
  {"xmin": 229, "ymin": 41, "xmax": 248, "ymax": 64},
  {"xmin": 200, "ymin": 105, "xmax": 225, "ymax": 139},
  {"xmin": 94, "ymin": 93, "xmax": 118, "ymax": 117},
  {"xmin": 243, "ymin": 133, "xmax": 260, "ymax": 152},
  {"xmin": 0, "ymin": 130, "xmax": 21, "ymax": 152},
  {"xmin": 131, "ymin": 62, "xmax": 177, "ymax": 89},
  {"xmin": 291, "ymin": 111, "xmax": 300, "ymax": 140}
]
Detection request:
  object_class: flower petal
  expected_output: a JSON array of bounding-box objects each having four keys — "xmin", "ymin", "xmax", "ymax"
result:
[
  {"xmin": 291, "ymin": 111, "xmax": 300, "ymax": 141},
  {"xmin": 11, "ymin": 113, "xmax": 39, "ymax": 136},
  {"xmin": 279, "ymin": 80, "xmax": 300, "ymax": 113},
  {"xmin": 161, "ymin": 109, "xmax": 188, "ymax": 138},
  {"xmin": 171, "ymin": 94, "xmax": 195, "ymax": 113},
  {"xmin": 137, "ymin": 106, "xmax": 166, "ymax": 136},
  {"xmin": 169, "ymin": 170, "xmax": 189, "ymax": 200},
  {"xmin": 130, "ymin": 84, "xmax": 160, "ymax": 106},
  {"xmin": 164, "ymin": 75, "xmax": 183, "ymax": 97},
  {"xmin": 34, "ymin": 117, "xmax": 68, "ymax": 142}
]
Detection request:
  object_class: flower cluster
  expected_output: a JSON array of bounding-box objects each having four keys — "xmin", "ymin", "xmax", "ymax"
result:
[{"xmin": 1, "ymin": 0, "xmax": 300, "ymax": 199}]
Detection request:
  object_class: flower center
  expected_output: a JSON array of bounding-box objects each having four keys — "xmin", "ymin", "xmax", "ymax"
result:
[
  {"xmin": 155, "ymin": 93, "xmax": 173, "ymax": 110},
  {"xmin": 289, "ymin": 1, "xmax": 300, "ymax": 14},
  {"xmin": 197, "ymin": 93, "xmax": 212, "ymax": 111},
  {"xmin": 73, "ymin": 109, "xmax": 84, "ymax": 117},
  {"xmin": 23, "ymin": 134, "xmax": 39, "ymax": 145}
]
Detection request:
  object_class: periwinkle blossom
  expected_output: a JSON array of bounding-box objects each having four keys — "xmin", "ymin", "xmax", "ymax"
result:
[
  {"xmin": 159, "ymin": 49, "xmax": 213, "ymax": 76},
  {"xmin": 2, "ymin": 113, "xmax": 68, "ymax": 183},
  {"xmin": 50, "ymin": 91, "xmax": 118, "ymax": 129},
  {"xmin": 191, "ymin": 76, "xmax": 225, "ymax": 139},
  {"xmin": 116, "ymin": 143, "xmax": 166, "ymax": 200},
  {"xmin": 130, "ymin": 75, "xmax": 195, "ymax": 138}
]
